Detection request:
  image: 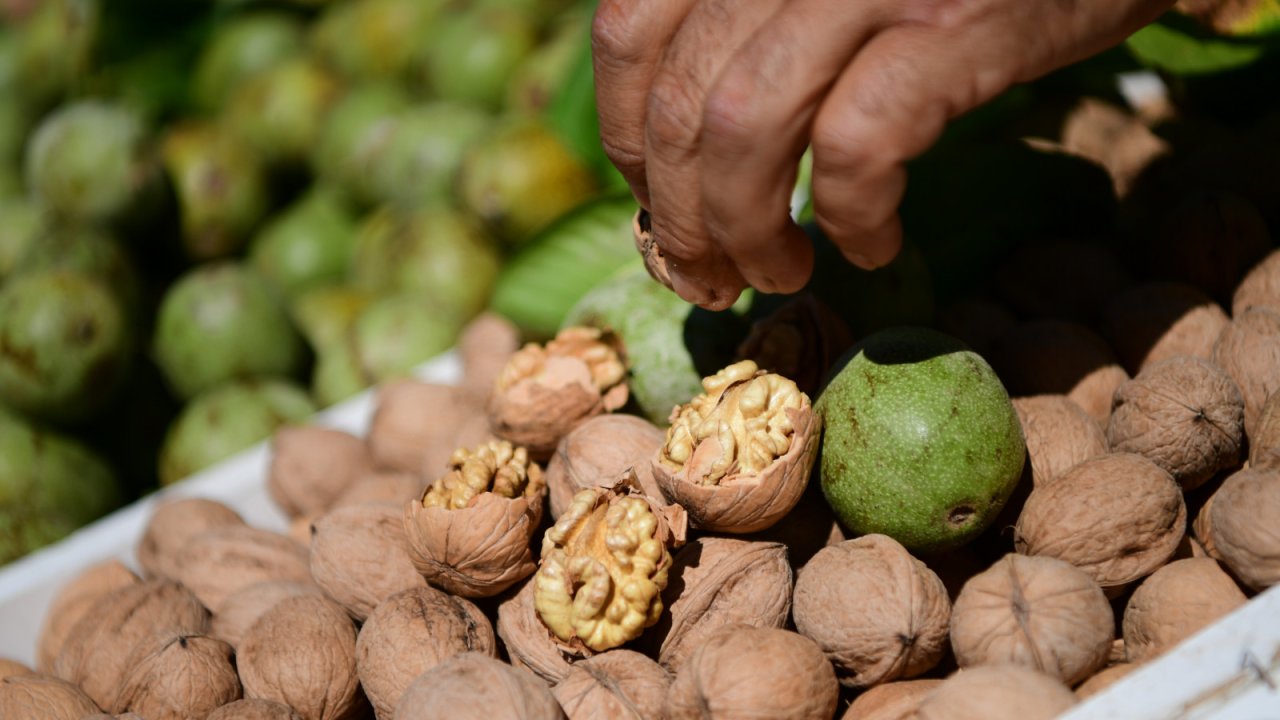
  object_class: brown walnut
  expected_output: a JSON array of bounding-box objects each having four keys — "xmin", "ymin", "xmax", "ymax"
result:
[
  {"xmin": 459, "ymin": 310, "xmax": 521, "ymax": 400},
  {"xmin": 0, "ymin": 659, "xmax": 29, "ymax": 680},
  {"xmin": 210, "ymin": 580, "xmax": 324, "ymax": 650},
  {"xmin": 267, "ymin": 425, "xmax": 373, "ymax": 518},
  {"xmin": 736, "ymin": 293, "xmax": 854, "ymax": 397},
  {"xmin": 0, "ymin": 673, "xmax": 100, "ymax": 720},
  {"xmin": 173, "ymin": 525, "xmax": 313, "ymax": 613},
  {"xmin": 1213, "ymin": 306, "xmax": 1280, "ymax": 440},
  {"xmin": 497, "ymin": 577, "xmax": 577, "ymax": 685},
  {"xmin": 989, "ymin": 319, "xmax": 1129, "ymax": 426},
  {"xmin": 367, "ymin": 379, "xmax": 482, "ymax": 473},
  {"xmin": 1250, "ymin": 391, "xmax": 1280, "ymax": 469},
  {"xmin": 1076, "ymin": 662, "xmax": 1142, "ymax": 699},
  {"xmin": 113, "ymin": 632, "xmax": 242, "ymax": 720},
  {"xmin": 1013, "ymin": 394, "xmax": 1107, "ymax": 487},
  {"xmin": 310, "ymin": 502, "xmax": 426, "ymax": 621},
  {"xmin": 1098, "ymin": 282, "xmax": 1230, "ymax": 374},
  {"xmin": 207, "ymin": 699, "xmax": 305, "ymax": 720},
  {"xmin": 36, "ymin": 558, "xmax": 139, "ymax": 672},
  {"xmin": 992, "ymin": 240, "xmax": 1132, "ymax": 324},
  {"xmin": 1206, "ymin": 465, "xmax": 1280, "ymax": 590},
  {"xmin": 330, "ymin": 469, "xmax": 425, "ymax": 510},
  {"xmin": 1234, "ymin": 247, "xmax": 1280, "ymax": 316},
  {"xmin": 135, "ymin": 497, "xmax": 245, "ymax": 581},
  {"xmin": 546, "ymin": 413, "xmax": 666, "ymax": 519},
  {"xmin": 552, "ymin": 649, "xmax": 671, "ymax": 720},
  {"xmin": 936, "ymin": 297, "xmax": 1016, "ymax": 360},
  {"xmin": 394, "ymin": 652, "xmax": 565, "ymax": 720},
  {"xmin": 839, "ymin": 679, "xmax": 943, "ymax": 720},
  {"xmin": 1123, "ymin": 557, "xmax": 1247, "ymax": 663},
  {"xmin": 1150, "ymin": 191, "xmax": 1271, "ymax": 305},
  {"xmin": 915, "ymin": 665, "xmax": 1077, "ymax": 720}
]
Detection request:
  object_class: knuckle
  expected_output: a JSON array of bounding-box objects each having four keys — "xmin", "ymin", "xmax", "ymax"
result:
[
  {"xmin": 701, "ymin": 74, "xmax": 759, "ymax": 153},
  {"xmin": 810, "ymin": 120, "xmax": 875, "ymax": 177},
  {"xmin": 599, "ymin": 137, "xmax": 645, "ymax": 177},
  {"xmin": 591, "ymin": 0, "xmax": 648, "ymax": 66},
  {"xmin": 646, "ymin": 74, "xmax": 703, "ymax": 156}
]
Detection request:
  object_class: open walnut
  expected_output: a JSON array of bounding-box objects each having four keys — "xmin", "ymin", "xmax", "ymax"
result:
[
  {"xmin": 395, "ymin": 652, "xmax": 565, "ymax": 720},
  {"xmin": 37, "ymin": 559, "xmax": 139, "ymax": 672},
  {"xmin": 1013, "ymin": 395, "xmax": 1107, "ymax": 487},
  {"xmin": 310, "ymin": 502, "xmax": 426, "ymax": 621},
  {"xmin": 403, "ymin": 439, "xmax": 545, "ymax": 597},
  {"xmin": 653, "ymin": 360, "xmax": 819, "ymax": 533},
  {"xmin": 497, "ymin": 577, "xmax": 577, "ymax": 684},
  {"xmin": 488, "ymin": 326, "xmax": 629, "ymax": 459},
  {"xmin": 268, "ymin": 426, "xmax": 373, "ymax": 518},
  {"xmin": 534, "ymin": 480, "xmax": 687, "ymax": 654},
  {"xmin": 1123, "ymin": 557, "xmax": 1247, "ymax": 663},
  {"xmin": 113, "ymin": 632, "xmax": 242, "ymax": 720},
  {"xmin": 546, "ymin": 413, "xmax": 667, "ymax": 519},
  {"xmin": 0, "ymin": 673, "xmax": 100, "ymax": 720},
  {"xmin": 552, "ymin": 649, "xmax": 671, "ymax": 720},
  {"xmin": 1205, "ymin": 465, "xmax": 1280, "ymax": 590},
  {"xmin": 915, "ymin": 664, "xmax": 1077, "ymax": 720},
  {"xmin": 135, "ymin": 497, "xmax": 245, "ymax": 581}
]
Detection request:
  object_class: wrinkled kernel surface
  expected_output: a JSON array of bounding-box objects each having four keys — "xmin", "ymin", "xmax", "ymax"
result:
[
  {"xmin": 422, "ymin": 440, "xmax": 543, "ymax": 510},
  {"xmin": 496, "ymin": 326, "xmax": 625, "ymax": 393},
  {"xmin": 534, "ymin": 490, "xmax": 669, "ymax": 651},
  {"xmin": 661, "ymin": 360, "xmax": 804, "ymax": 485}
]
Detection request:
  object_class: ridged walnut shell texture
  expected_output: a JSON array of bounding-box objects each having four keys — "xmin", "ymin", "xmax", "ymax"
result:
[
  {"xmin": 1013, "ymin": 395, "xmax": 1107, "ymax": 487},
  {"xmin": 367, "ymin": 380, "xmax": 482, "ymax": 473},
  {"xmin": 915, "ymin": 665, "xmax": 1077, "ymax": 720},
  {"xmin": 496, "ymin": 577, "xmax": 577, "ymax": 685},
  {"xmin": 356, "ymin": 586, "xmax": 497, "ymax": 720},
  {"xmin": 1015, "ymin": 453, "xmax": 1186, "ymax": 592},
  {"xmin": 112, "ymin": 632, "xmax": 242, "ymax": 720},
  {"xmin": 268, "ymin": 426, "xmax": 373, "ymax": 518},
  {"xmin": 792, "ymin": 534, "xmax": 951, "ymax": 688},
  {"xmin": 1249, "ymin": 391, "xmax": 1280, "ymax": 469},
  {"xmin": 950, "ymin": 554, "xmax": 1113, "ymax": 685},
  {"xmin": 237, "ymin": 594, "xmax": 364, "ymax": 720},
  {"xmin": 1213, "ymin": 307, "xmax": 1280, "ymax": 439},
  {"xmin": 1106, "ymin": 356, "xmax": 1244, "ymax": 491},
  {"xmin": 551, "ymin": 650, "xmax": 671, "ymax": 720},
  {"xmin": 839, "ymin": 679, "xmax": 943, "ymax": 720},
  {"xmin": 172, "ymin": 525, "xmax": 313, "ymax": 613},
  {"xmin": 0, "ymin": 673, "xmax": 100, "ymax": 720},
  {"xmin": 546, "ymin": 414, "xmax": 667, "ymax": 519},
  {"xmin": 331, "ymin": 470, "xmax": 425, "ymax": 510},
  {"xmin": 37, "ymin": 558, "xmax": 139, "ymax": 672},
  {"xmin": 394, "ymin": 652, "xmax": 565, "ymax": 720},
  {"xmin": 207, "ymin": 699, "xmax": 304, "ymax": 720},
  {"xmin": 1076, "ymin": 663, "xmax": 1141, "ymax": 699},
  {"xmin": 665, "ymin": 626, "xmax": 838, "ymax": 720},
  {"xmin": 458, "ymin": 311, "xmax": 521, "ymax": 400},
  {"xmin": 310, "ymin": 502, "xmax": 426, "ymax": 621},
  {"xmin": 0, "ymin": 659, "xmax": 29, "ymax": 680},
  {"xmin": 135, "ymin": 497, "xmax": 245, "ymax": 581},
  {"xmin": 1123, "ymin": 558, "xmax": 1247, "ymax": 663},
  {"xmin": 211, "ymin": 581, "xmax": 325, "ymax": 650},
  {"xmin": 1206, "ymin": 466, "xmax": 1280, "ymax": 590},
  {"xmin": 1233, "ymin": 247, "xmax": 1280, "ymax": 316},
  {"xmin": 1098, "ymin": 282, "xmax": 1230, "ymax": 375}
]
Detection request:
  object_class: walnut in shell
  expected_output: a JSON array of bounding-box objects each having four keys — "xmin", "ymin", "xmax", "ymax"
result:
[
  {"xmin": 1098, "ymin": 282, "xmax": 1230, "ymax": 374},
  {"xmin": 839, "ymin": 679, "xmax": 943, "ymax": 720},
  {"xmin": 1213, "ymin": 307, "xmax": 1280, "ymax": 439},
  {"xmin": 950, "ymin": 553, "xmax": 1114, "ymax": 685},
  {"xmin": 459, "ymin": 311, "xmax": 521, "ymax": 400},
  {"xmin": 172, "ymin": 525, "xmax": 313, "ymax": 613},
  {"xmin": 551, "ymin": 649, "xmax": 671, "ymax": 720},
  {"xmin": 331, "ymin": 470, "xmax": 425, "ymax": 509},
  {"xmin": 394, "ymin": 652, "xmax": 565, "ymax": 720},
  {"xmin": 368, "ymin": 379, "xmax": 483, "ymax": 473},
  {"xmin": 546, "ymin": 413, "xmax": 666, "ymax": 519},
  {"xmin": 403, "ymin": 439, "xmax": 545, "ymax": 597},
  {"xmin": 0, "ymin": 659, "xmax": 29, "ymax": 680},
  {"xmin": 135, "ymin": 497, "xmax": 245, "ymax": 581},
  {"xmin": 207, "ymin": 699, "xmax": 304, "ymax": 720},
  {"xmin": 1122, "ymin": 557, "xmax": 1247, "ymax": 664},
  {"xmin": 1250, "ymin": 391, "xmax": 1280, "ymax": 470},
  {"xmin": 497, "ymin": 577, "xmax": 577, "ymax": 684},
  {"xmin": 1234, "ymin": 247, "xmax": 1280, "ymax": 316},
  {"xmin": 992, "ymin": 240, "xmax": 1132, "ymax": 324},
  {"xmin": 1076, "ymin": 663, "xmax": 1141, "ymax": 699},
  {"xmin": 1013, "ymin": 395, "xmax": 1107, "ymax": 487},
  {"xmin": 268, "ymin": 426, "xmax": 373, "ymax": 518},
  {"xmin": 0, "ymin": 673, "xmax": 100, "ymax": 720},
  {"xmin": 1106, "ymin": 356, "xmax": 1245, "ymax": 491},
  {"xmin": 36, "ymin": 558, "xmax": 139, "ymax": 672},
  {"xmin": 653, "ymin": 360, "xmax": 820, "ymax": 533},
  {"xmin": 1206, "ymin": 466, "xmax": 1280, "ymax": 590},
  {"xmin": 1059, "ymin": 97, "xmax": 1169, "ymax": 196},
  {"xmin": 936, "ymin": 297, "xmax": 1016, "ymax": 360},
  {"xmin": 665, "ymin": 625, "xmax": 838, "ymax": 720},
  {"xmin": 310, "ymin": 502, "xmax": 426, "ymax": 621},
  {"xmin": 487, "ymin": 326, "xmax": 628, "ymax": 459},
  {"xmin": 1151, "ymin": 190, "xmax": 1271, "ymax": 304},
  {"xmin": 736, "ymin": 293, "xmax": 854, "ymax": 397},
  {"xmin": 792, "ymin": 534, "xmax": 951, "ymax": 687},
  {"xmin": 356, "ymin": 585, "xmax": 496, "ymax": 720},
  {"xmin": 1015, "ymin": 453, "xmax": 1186, "ymax": 592},
  {"xmin": 238, "ymin": 594, "xmax": 364, "ymax": 720},
  {"xmin": 210, "ymin": 580, "xmax": 324, "ymax": 650},
  {"xmin": 915, "ymin": 665, "xmax": 1077, "ymax": 720},
  {"xmin": 989, "ymin": 319, "xmax": 1129, "ymax": 425},
  {"xmin": 113, "ymin": 632, "xmax": 242, "ymax": 720}
]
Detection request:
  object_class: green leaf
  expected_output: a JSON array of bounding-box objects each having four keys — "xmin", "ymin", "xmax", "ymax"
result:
[{"xmin": 1126, "ymin": 15, "xmax": 1270, "ymax": 74}]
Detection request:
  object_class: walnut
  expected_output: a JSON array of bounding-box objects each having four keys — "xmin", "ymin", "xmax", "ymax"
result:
[
  {"xmin": 1122, "ymin": 557, "xmax": 1247, "ymax": 664},
  {"xmin": 792, "ymin": 534, "xmax": 950, "ymax": 687},
  {"xmin": 1250, "ymin": 391, "xmax": 1280, "ymax": 469},
  {"xmin": 1193, "ymin": 493, "xmax": 1221, "ymax": 561},
  {"xmin": 1098, "ymin": 282, "xmax": 1230, "ymax": 374},
  {"xmin": 1013, "ymin": 395, "xmax": 1107, "ymax": 487},
  {"xmin": 936, "ymin": 297, "xmax": 1015, "ymax": 360},
  {"xmin": 237, "ymin": 594, "xmax": 364, "ymax": 720},
  {"xmin": 551, "ymin": 650, "xmax": 671, "ymax": 720},
  {"xmin": 211, "ymin": 581, "xmax": 324, "ymax": 650},
  {"xmin": 989, "ymin": 320, "xmax": 1130, "ymax": 426},
  {"xmin": 1075, "ymin": 663, "xmax": 1140, "ymax": 699},
  {"xmin": 1106, "ymin": 356, "xmax": 1245, "ymax": 491},
  {"xmin": 394, "ymin": 652, "xmax": 565, "ymax": 720},
  {"xmin": 546, "ymin": 413, "xmax": 666, "ymax": 519},
  {"xmin": 37, "ymin": 558, "xmax": 139, "ymax": 672},
  {"xmin": 1150, "ymin": 191, "xmax": 1271, "ymax": 305},
  {"xmin": 113, "ymin": 632, "xmax": 242, "ymax": 720},
  {"xmin": 403, "ymin": 439, "xmax": 545, "ymax": 597},
  {"xmin": 1213, "ymin": 307, "xmax": 1280, "ymax": 439},
  {"xmin": 1015, "ymin": 453, "xmax": 1185, "ymax": 592},
  {"xmin": 736, "ymin": 293, "xmax": 854, "ymax": 397},
  {"xmin": 53, "ymin": 579, "xmax": 210, "ymax": 710},
  {"xmin": 653, "ymin": 360, "xmax": 820, "ymax": 533},
  {"xmin": 950, "ymin": 553, "xmax": 1114, "ymax": 685},
  {"xmin": 207, "ymin": 699, "xmax": 304, "ymax": 720},
  {"xmin": 135, "ymin": 497, "xmax": 245, "ymax": 581},
  {"xmin": 1234, "ymin": 247, "xmax": 1280, "ymax": 316},
  {"xmin": 534, "ymin": 481, "xmax": 686, "ymax": 653},
  {"xmin": 665, "ymin": 625, "xmax": 839, "ymax": 720},
  {"xmin": 0, "ymin": 659, "xmax": 29, "ymax": 680},
  {"xmin": 310, "ymin": 502, "xmax": 426, "ymax": 621},
  {"xmin": 459, "ymin": 311, "xmax": 521, "ymax": 400},
  {"xmin": 356, "ymin": 586, "xmax": 497, "ymax": 720},
  {"xmin": 368, "ymin": 379, "xmax": 483, "ymax": 473},
  {"xmin": 992, "ymin": 240, "xmax": 1132, "ymax": 325},
  {"xmin": 422, "ymin": 409, "xmax": 494, "ymax": 481},
  {"xmin": 642, "ymin": 536, "xmax": 792, "ymax": 674},
  {"xmin": 331, "ymin": 470, "xmax": 425, "ymax": 509},
  {"xmin": 743, "ymin": 481, "xmax": 846, "ymax": 569},
  {"xmin": 1205, "ymin": 466, "xmax": 1280, "ymax": 590},
  {"xmin": 173, "ymin": 526, "xmax": 313, "ymax": 613},
  {"xmin": 0, "ymin": 673, "xmax": 100, "ymax": 720},
  {"xmin": 268, "ymin": 426, "xmax": 373, "ymax": 518},
  {"xmin": 839, "ymin": 679, "xmax": 943, "ymax": 720},
  {"xmin": 497, "ymin": 577, "xmax": 577, "ymax": 684},
  {"xmin": 915, "ymin": 665, "xmax": 1077, "ymax": 720},
  {"xmin": 1059, "ymin": 97, "xmax": 1169, "ymax": 196},
  {"xmin": 633, "ymin": 208, "xmax": 673, "ymax": 289}
]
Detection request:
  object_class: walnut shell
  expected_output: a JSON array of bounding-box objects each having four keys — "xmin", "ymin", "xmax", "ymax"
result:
[
  {"xmin": 1098, "ymin": 282, "xmax": 1230, "ymax": 375},
  {"xmin": 331, "ymin": 470, "xmax": 426, "ymax": 510},
  {"xmin": 497, "ymin": 577, "xmax": 577, "ymax": 685},
  {"xmin": 394, "ymin": 652, "xmax": 565, "ymax": 720},
  {"xmin": 0, "ymin": 659, "xmax": 29, "ymax": 680},
  {"xmin": 643, "ymin": 536, "xmax": 792, "ymax": 675},
  {"xmin": 0, "ymin": 673, "xmax": 100, "ymax": 720},
  {"xmin": 551, "ymin": 649, "xmax": 670, "ymax": 720},
  {"xmin": 1015, "ymin": 453, "xmax": 1186, "ymax": 592},
  {"xmin": 310, "ymin": 502, "xmax": 426, "ymax": 621},
  {"xmin": 368, "ymin": 380, "xmax": 482, "ymax": 473},
  {"xmin": 839, "ymin": 679, "xmax": 943, "ymax": 720},
  {"xmin": 1075, "ymin": 663, "xmax": 1140, "ymax": 699},
  {"xmin": 1249, "ymin": 391, "xmax": 1280, "ymax": 470},
  {"xmin": 36, "ymin": 559, "xmax": 139, "ymax": 672},
  {"xmin": 1193, "ymin": 493, "xmax": 1221, "ymax": 561},
  {"xmin": 915, "ymin": 665, "xmax": 1077, "ymax": 720},
  {"xmin": 950, "ymin": 553, "xmax": 1114, "ymax": 685},
  {"xmin": 421, "ymin": 410, "xmax": 494, "ymax": 481},
  {"xmin": 1059, "ymin": 97, "xmax": 1169, "ymax": 196},
  {"xmin": 459, "ymin": 311, "xmax": 521, "ymax": 400},
  {"xmin": 546, "ymin": 414, "xmax": 666, "ymax": 519},
  {"xmin": 653, "ymin": 360, "xmax": 820, "ymax": 533},
  {"xmin": 238, "ymin": 595, "xmax": 364, "ymax": 720},
  {"xmin": 1234, "ymin": 247, "xmax": 1280, "ymax": 316},
  {"xmin": 53, "ymin": 579, "xmax": 210, "ymax": 710},
  {"xmin": 1106, "ymin": 356, "xmax": 1245, "ymax": 491},
  {"xmin": 992, "ymin": 240, "xmax": 1132, "ymax": 325},
  {"xmin": 736, "ymin": 292, "xmax": 855, "ymax": 397},
  {"xmin": 173, "ymin": 526, "xmax": 313, "ymax": 613},
  {"xmin": 664, "ymin": 626, "xmax": 838, "ymax": 720},
  {"xmin": 1206, "ymin": 466, "xmax": 1280, "ymax": 590},
  {"xmin": 135, "ymin": 497, "xmax": 245, "ymax": 581},
  {"xmin": 356, "ymin": 586, "xmax": 497, "ymax": 720},
  {"xmin": 1013, "ymin": 395, "xmax": 1107, "ymax": 487},
  {"xmin": 210, "ymin": 581, "xmax": 324, "ymax": 650},
  {"xmin": 1213, "ymin": 307, "xmax": 1280, "ymax": 439},
  {"xmin": 207, "ymin": 699, "xmax": 304, "ymax": 720},
  {"xmin": 1122, "ymin": 557, "xmax": 1247, "ymax": 664},
  {"xmin": 989, "ymin": 320, "xmax": 1129, "ymax": 426},
  {"xmin": 113, "ymin": 632, "xmax": 242, "ymax": 720},
  {"xmin": 268, "ymin": 426, "xmax": 373, "ymax": 518}
]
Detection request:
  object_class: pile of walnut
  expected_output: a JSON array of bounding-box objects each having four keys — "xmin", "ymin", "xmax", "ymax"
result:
[{"xmin": 10, "ymin": 230, "xmax": 1280, "ymax": 720}]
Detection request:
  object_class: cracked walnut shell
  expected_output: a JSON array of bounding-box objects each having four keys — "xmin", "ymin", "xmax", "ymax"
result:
[
  {"xmin": 546, "ymin": 413, "xmax": 667, "ymax": 519},
  {"xmin": 403, "ymin": 439, "xmax": 545, "ymax": 597},
  {"xmin": 112, "ymin": 632, "xmax": 242, "ymax": 720},
  {"xmin": 653, "ymin": 360, "xmax": 819, "ymax": 533},
  {"xmin": 497, "ymin": 576, "xmax": 577, "ymax": 684}
]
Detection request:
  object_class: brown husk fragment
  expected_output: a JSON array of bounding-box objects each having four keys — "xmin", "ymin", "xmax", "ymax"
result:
[
  {"xmin": 394, "ymin": 652, "xmax": 565, "ymax": 720},
  {"xmin": 1015, "ymin": 453, "xmax": 1186, "ymax": 592},
  {"xmin": 950, "ymin": 553, "xmax": 1114, "ymax": 685},
  {"xmin": 268, "ymin": 426, "xmax": 373, "ymax": 518},
  {"xmin": 1206, "ymin": 465, "xmax": 1280, "ymax": 590},
  {"xmin": 237, "ymin": 594, "xmax": 364, "ymax": 720},
  {"xmin": 135, "ymin": 497, "xmax": 246, "ymax": 581},
  {"xmin": 551, "ymin": 649, "xmax": 671, "ymax": 720},
  {"xmin": 37, "ymin": 558, "xmax": 140, "ymax": 672},
  {"xmin": 0, "ymin": 673, "xmax": 100, "ymax": 720},
  {"xmin": 840, "ymin": 679, "xmax": 943, "ymax": 720},
  {"xmin": 1213, "ymin": 307, "xmax": 1280, "ymax": 439},
  {"xmin": 791, "ymin": 534, "xmax": 951, "ymax": 688},
  {"xmin": 1013, "ymin": 395, "xmax": 1108, "ymax": 487},
  {"xmin": 210, "ymin": 581, "xmax": 325, "ymax": 650},
  {"xmin": 736, "ymin": 293, "xmax": 854, "ymax": 397},
  {"xmin": 989, "ymin": 319, "xmax": 1130, "ymax": 426},
  {"xmin": 207, "ymin": 699, "xmax": 304, "ymax": 720},
  {"xmin": 113, "ymin": 632, "xmax": 242, "ymax": 720},
  {"xmin": 664, "ymin": 625, "xmax": 838, "ymax": 720},
  {"xmin": 497, "ymin": 577, "xmax": 577, "ymax": 685},
  {"xmin": 356, "ymin": 586, "xmax": 497, "ymax": 720},
  {"xmin": 1123, "ymin": 557, "xmax": 1247, "ymax": 664},
  {"xmin": 915, "ymin": 665, "xmax": 1077, "ymax": 720},
  {"xmin": 1098, "ymin": 282, "xmax": 1230, "ymax": 375},
  {"xmin": 367, "ymin": 380, "xmax": 483, "ymax": 473},
  {"xmin": 310, "ymin": 502, "xmax": 426, "ymax": 621},
  {"xmin": 546, "ymin": 413, "xmax": 666, "ymax": 519},
  {"xmin": 459, "ymin": 311, "xmax": 521, "ymax": 400},
  {"xmin": 173, "ymin": 525, "xmax": 313, "ymax": 613}
]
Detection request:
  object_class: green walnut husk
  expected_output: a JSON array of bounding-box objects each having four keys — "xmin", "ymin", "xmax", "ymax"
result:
[
  {"xmin": 351, "ymin": 290, "xmax": 464, "ymax": 380},
  {"xmin": 249, "ymin": 185, "xmax": 358, "ymax": 299},
  {"xmin": 11, "ymin": 223, "xmax": 143, "ymax": 323},
  {"xmin": 289, "ymin": 284, "xmax": 375, "ymax": 352},
  {"xmin": 363, "ymin": 101, "xmax": 493, "ymax": 209},
  {"xmin": 191, "ymin": 11, "xmax": 306, "ymax": 112},
  {"xmin": 223, "ymin": 56, "xmax": 342, "ymax": 168},
  {"xmin": 311, "ymin": 81, "xmax": 414, "ymax": 205},
  {"xmin": 415, "ymin": 5, "xmax": 537, "ymax": 110},
  {"xmin": 0, "ymin": 410, "xmax": 119, "ymax": 564},
  {"xmin": 311, "ymin": 338, "xmax": 368, "ymax": 408},
  {"xmin": 158, "ymin": 378, "xmax": 316, "ymax": 486},
  {"xmin": 503, "ymin": 8, "xmax": 584, "ymax": 117},
  {"xmin": 0, "ymin": 269, "xmax": 131, "ymax": 424},
  {"xmin": 310, "ymin": 0, "xmax": 447, "ymax": 83},
  {"xmin": 0, "ymin": 196, "xmax": 41, "ymax": 284},
  {"xmin": 11, "ymin": 0, "xmax": 100, "ymax": 109},
  {"xmin": 153, "ymin": 262, "xmax": 306, "ymax": 400}
]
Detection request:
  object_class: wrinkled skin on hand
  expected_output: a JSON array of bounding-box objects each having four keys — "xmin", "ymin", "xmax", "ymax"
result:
[{"xmin": 592, "ymin": 0, "xmax": 1174, "ymax": 308}]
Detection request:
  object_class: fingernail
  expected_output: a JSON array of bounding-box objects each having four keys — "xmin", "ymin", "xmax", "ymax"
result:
[{"xmin": 846, "ymin": 252, "xmax": 879, "ymax": 271}]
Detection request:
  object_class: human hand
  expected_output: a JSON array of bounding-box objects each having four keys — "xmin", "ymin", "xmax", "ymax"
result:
[{"xmin": 593, "ymin": 0, "xmax": 1174, "ymax": 310}]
